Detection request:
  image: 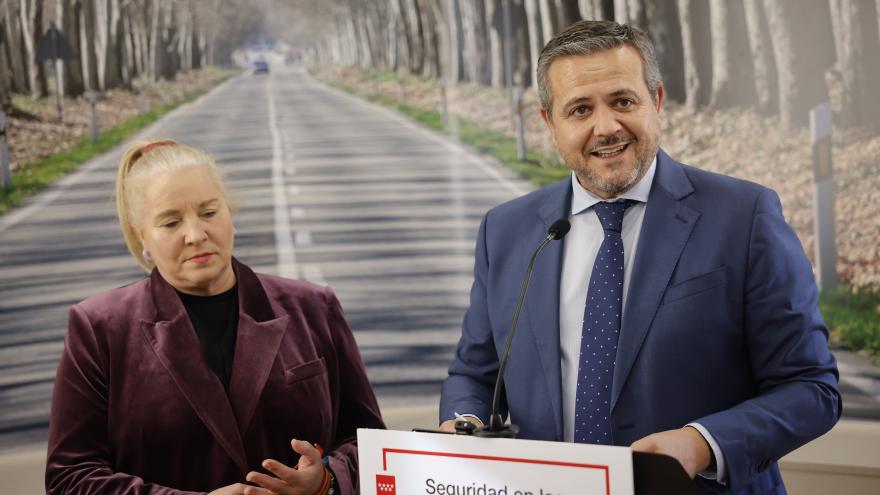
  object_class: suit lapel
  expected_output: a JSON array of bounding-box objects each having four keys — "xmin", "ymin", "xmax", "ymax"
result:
[
  {"xmin": 523, "ymin": 179, "xmax": 572, "ymax": 441},
  {"xmin": 227, "ymin": 259, "xmax": 288, "ymax": 435},
  {"xmin": 610, "ymin": 152, "xmax": 700, "ymax": 412},
  {"xmin": 140, "ymin": 270, "xmax": 248, "ymax": 474},
  {"xmin": 228, "ymin": 313, "xmax": 288, "ymax": 434}
]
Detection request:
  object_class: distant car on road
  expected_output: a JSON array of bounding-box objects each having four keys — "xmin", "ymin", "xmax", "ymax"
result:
[{"xmin": 253, "ymin": 60, "xmax": 269, "ymax": 74}]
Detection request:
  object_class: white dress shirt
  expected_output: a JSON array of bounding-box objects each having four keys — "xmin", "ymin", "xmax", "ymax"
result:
[{"xmin": 558, "ymin": 157, "xmax": 725, "ymax": 482}]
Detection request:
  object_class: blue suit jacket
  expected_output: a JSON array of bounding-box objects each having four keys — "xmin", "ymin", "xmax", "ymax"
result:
[{"xmin": 440, "ymin": 150, "xmax": 840, "ymax": 495}]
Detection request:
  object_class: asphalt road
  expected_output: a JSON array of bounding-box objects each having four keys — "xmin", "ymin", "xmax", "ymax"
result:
[{"xmin": 0, "ymin": 66, "xmax": 877, "ymax": 456}]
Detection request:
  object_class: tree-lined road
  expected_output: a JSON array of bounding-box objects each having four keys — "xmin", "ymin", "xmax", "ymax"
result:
[
  {"xmin": 1, "ymin": 66, "xmax": 878, "ymax": 455},
  {"xmin": 0, "ymin": 66, "xmax": 528, "ymax": 452}
]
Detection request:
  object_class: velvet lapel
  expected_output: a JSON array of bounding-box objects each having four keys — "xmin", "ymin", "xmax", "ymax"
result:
[
  {"xmin": 610, "ymin": 151, "xmax": 700, "ymax": 413},
  {"xmin": 226, "ymin": 259, "xmax": 288, "ymax": 435},
  {"xmin": 139, "ymin": 267, "xmax": 248, "ymax": 475},
  {"xmin": 523, "ymin": 178, "xmax": 572, "ymax": 441}
]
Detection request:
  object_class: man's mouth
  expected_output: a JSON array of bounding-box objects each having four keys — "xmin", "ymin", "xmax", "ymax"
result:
[{"xmin": 590, "ymin": 142, "xmax": 629, "ymax": 158}]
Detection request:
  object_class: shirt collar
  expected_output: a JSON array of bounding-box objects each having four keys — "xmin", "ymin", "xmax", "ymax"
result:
[{"xmin": 570, "ymin": 155, "xmax": 657, "ymax": 215}]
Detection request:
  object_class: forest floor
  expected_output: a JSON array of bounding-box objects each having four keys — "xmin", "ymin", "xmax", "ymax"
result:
[
  {"xmin": 0, "ymin": 66, "xmax": 238, "ymax": 216},
  {"xmin": 3, "ymin": 66, "xmax": 238, "ymax": 175}
]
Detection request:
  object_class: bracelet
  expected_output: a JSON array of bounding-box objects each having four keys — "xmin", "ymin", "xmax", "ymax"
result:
[{"xmin": 312, "ymin": 467, "xmax": 332, "ymax": 495}]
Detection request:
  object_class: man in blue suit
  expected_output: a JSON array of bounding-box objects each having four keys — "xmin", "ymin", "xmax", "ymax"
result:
[{"xmin": 439, "ymin": 20, "xmax": 840, "ymax": 494}]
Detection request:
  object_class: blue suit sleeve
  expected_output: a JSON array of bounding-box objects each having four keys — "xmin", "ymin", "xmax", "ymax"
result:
[{"xmin": 695, "ymin": 188, "xmax": 841, "ymax": 491}]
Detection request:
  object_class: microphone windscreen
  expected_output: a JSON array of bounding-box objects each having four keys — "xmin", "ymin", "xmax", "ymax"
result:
[{"xmin": 548, "ymin": 218, "xmax": 571, "ymax": 240}]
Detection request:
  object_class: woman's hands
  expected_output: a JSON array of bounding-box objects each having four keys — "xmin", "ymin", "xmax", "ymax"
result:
[
  {"xmin": 208, "ymin": 483, "xmax": 248, "ymax": 495},
  {"xmin": 243, "ymin": 439, "xmax": 328, "ymax": 495}
]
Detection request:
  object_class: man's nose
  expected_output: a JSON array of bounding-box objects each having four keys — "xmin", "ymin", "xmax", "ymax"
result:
[{"xmin": 592, "ymin": 106, "xmax": 623, "ymax": 137}]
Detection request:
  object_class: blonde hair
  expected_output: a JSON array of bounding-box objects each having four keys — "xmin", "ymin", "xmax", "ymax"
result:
[{"xmin": 115, "ymin": 139, "xmax": 235, "ymax": 272}]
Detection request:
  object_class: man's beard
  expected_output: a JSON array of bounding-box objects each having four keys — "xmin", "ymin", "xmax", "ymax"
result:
[{"xmin": 570, "ymin": 132, "xmax": 658, "ymax": 197}]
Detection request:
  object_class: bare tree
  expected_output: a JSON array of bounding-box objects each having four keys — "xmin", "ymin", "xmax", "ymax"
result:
[
  {"xmin": 708, "ymin": 0, "xmax": 755, "ymax": 108},
  {"xmin": 677, "ymin": 0, "xmax": 711, "ymax": 109},
  {"xmin": 539, "ymin": 0, "xmax": 558, "ymax": 40},
  {"xmin": 555, "ymin": 0, "xmax": 580, "ymax": 29},
  {"xmin": 742, "ymin": 0, "xmax": 777, "ymax": 115},
  {"xmin": 764, "ymin": 0, "xmax": 834, "ymax": 130},
  {"xmin": 524, "ymin": 0, "xmax": 543, "ymax": 87},
  {"xmin": 579, "ymin": 0, "xmax": 614, "ymax": 19},
  {"xmin": 18, "ymin": 0, "xmax": 42, "ymax": 98},
  {"xmin": 644, "ymin": 0, "xmax": 684, "ymax": 103},
  {"xmin": 485, "ymin": 0, "xmax": 503, "ymax": 87},
  {"xmin": 832, "ymin": 0, "xmax": 880, "ymax": 130}
]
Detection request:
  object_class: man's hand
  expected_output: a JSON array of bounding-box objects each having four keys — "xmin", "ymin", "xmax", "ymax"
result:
[
  {"xmin": 439, "ymin": 416, "xmax": 484, "ymax": 433},
  {"xmin": 630, "ymin": 426, "xmax": 712, "ymax": 479}
]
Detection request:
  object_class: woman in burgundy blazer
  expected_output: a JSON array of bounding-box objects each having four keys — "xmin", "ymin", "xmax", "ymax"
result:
[{"xmin": 46, "ymin": 140, "xmax": 384, "ymax": 495}]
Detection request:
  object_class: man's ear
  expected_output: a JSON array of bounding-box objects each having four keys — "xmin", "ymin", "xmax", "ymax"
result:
[
  {"xmin": 540, "ymin": 107, "xmax": 558, "ymax": 147},
  {"xmin": 654, "ymin": 83, "xmax": 665, "ymax": 113}
]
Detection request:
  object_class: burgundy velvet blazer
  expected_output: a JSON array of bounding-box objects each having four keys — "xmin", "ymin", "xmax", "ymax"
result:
[{"xmin": 46, "ymin": 258, "xmax": 385, "ymax": 494}]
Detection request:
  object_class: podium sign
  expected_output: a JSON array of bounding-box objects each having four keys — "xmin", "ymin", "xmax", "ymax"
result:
[{"xmin": 358, "ymin": 429, "xmax": 634, "ymax": 495}]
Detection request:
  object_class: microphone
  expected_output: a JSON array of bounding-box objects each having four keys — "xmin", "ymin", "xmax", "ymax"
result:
[{"xmin": 473, "ymin": 218, "xmax": 571, "ymax": 438}]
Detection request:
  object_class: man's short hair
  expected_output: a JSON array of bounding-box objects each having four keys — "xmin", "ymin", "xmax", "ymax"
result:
[{"xmin": 537, "ymin": 20, "xmax": 662, "ymax": 115}]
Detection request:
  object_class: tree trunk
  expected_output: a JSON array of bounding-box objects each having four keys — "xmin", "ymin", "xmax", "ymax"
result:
[
  {"xmin": 485, "ymin": 0, "xmax": 503, "ymax": 86},
  {"xmin": 460, "ymin": 0, "xmax": 488, "ymax": 84},
  {"xmin": 555, "ymin": 0, "xmax": 581, "ymax": 29},
  {"xmin": 539, "ymin": 0, "xmax": 558, "ymax": 40},
  {"xmin": 148, "ymin": 0, "xmax": 160, "ymax": 82},
  {"xmin": 742, "ymin": 0, "xmax": 777, "ymax": 115},
  {"xmin": 836, "ymin": 0, "xmax": 880, "ymax": 130},
  {"xmin": 677, "ymin": 0, "xmax": 711, "ymax": 109},
  {"xmin": 623, "ymin": 0, "xmax": 647, "ymax": 29},
  {"xmin": 644, "ymin": 0, "xmax": 684, "ymax": 103},
  {"xmin": 708, "ymin": 0, "xmax": 755, "ymax": 108},
  {"xmin": 416, "ymin": 0, "xmax": 439, "ymax": 78},
  {"xmin": 3, "ymin": 1, "xmax": 28, "ymax": 93},
  {"xmin": 511, "ymin": 0, "xmax": 531, "ymax": 87},
  {"xmin": 402, "ymin": 0, "xmax": 424, "ymax": 75},
  {"xmin": 61, "ymin": 0, "xmax": 85, "ymax": 96},
  {"xmin": 579, "ymin": 0, "xmax": 614, "ymax": 19},
  {"xmin": 18, "ymin": 0, "xmax": 41, "ymax": 98},
  {"xmin": 764, "ymin": 0, "xmax": 834, "ymax": 130},
  {"xmin": 613, "ymin": 0, "xmax": 628, "ymax": 23},
  {"xmin": 524, "ymin": 0, "xmax": 543, "ymax": 88}
]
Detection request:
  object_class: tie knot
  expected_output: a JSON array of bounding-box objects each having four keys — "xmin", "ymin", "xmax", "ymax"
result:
[{"xmin": 594, "ymin": 200, "xmax": 636, "ymax": 233}]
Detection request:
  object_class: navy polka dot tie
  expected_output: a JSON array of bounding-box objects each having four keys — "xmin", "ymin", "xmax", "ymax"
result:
[{"xmin": 574, "ymin": 200, "xmax": 636, "ymax": 445}]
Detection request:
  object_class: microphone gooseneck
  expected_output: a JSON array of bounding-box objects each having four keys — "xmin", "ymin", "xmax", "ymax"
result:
[{"xmin": 477, "ymin": 218, "xmax": 571, "ymax": 437}]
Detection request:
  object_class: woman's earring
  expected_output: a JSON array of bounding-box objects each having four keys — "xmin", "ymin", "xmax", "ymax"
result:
[
  {"xmin": 233, "ymin": 227, "xmax": 238, "ymax": 236},
  {"xmin": 142, "ymin": 249, "xmax": 153, "ymax": 263}
]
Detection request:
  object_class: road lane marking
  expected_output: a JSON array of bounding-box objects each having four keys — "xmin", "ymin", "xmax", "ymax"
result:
[
  {"xmin": 302, "ymin": 264, "xmax": 327, "ymax": 286},
  {"xmin": 294, "ymin": 230, "xmax": 312, "ymax": 246},
  {"xmin": 268, "ymin": 76, "xmax": 298, "ymax": 279}
]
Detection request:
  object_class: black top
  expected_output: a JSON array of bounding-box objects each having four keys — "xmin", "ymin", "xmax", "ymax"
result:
[{"xmin": 178, "ymin": 285, "xmax": 239, "ymax": 391}]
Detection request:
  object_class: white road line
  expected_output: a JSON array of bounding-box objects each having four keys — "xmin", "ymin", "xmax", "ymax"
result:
[
  {"xmin": 838, "ymin": 361, "xmax": 880, "ymax": 400},
  {"xmin": 268, "ymin": 76, "xmax": 298, "ymax": 279},
  {"xmin": 302, "ymin": 265, "xmax": 327, "ymax": 286},
  {"xmin": 294, "ymin": 230, "xmax": 312, "ymax": 246}
]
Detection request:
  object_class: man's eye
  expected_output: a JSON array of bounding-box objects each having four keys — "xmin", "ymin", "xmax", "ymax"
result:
[
  {"xmin": 572, "ymin": 105, "xmax": 589, "ymax": 116},
  {"xmin": 162, "ymin": 221, "xmax": 179, "ymax": 228},
  {"xmin": 616, "ymin": 99, "xmax": 634, "ymax": 109},
  {"xmin": 201, "ymin": 210, "xmax": 217, "ymax": 218}
]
